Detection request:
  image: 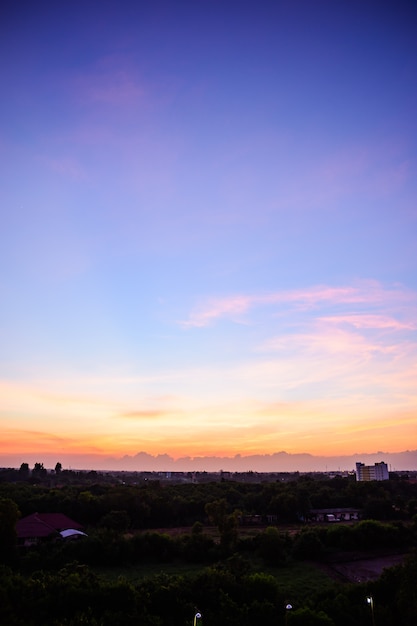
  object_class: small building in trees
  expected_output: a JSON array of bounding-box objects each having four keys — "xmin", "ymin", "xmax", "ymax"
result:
[
  {"xmin": 16, "ymin": 513, "xmax": 84, "ymax": 547},
  {"xmin": 308, "ymin": 507, "xmax": 361, "ymax": 522}
]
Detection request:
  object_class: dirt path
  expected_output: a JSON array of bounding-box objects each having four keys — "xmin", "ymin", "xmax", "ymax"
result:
[{"xmin": 319, "ymin": 553, "xmax": 407, "ymax": 583}]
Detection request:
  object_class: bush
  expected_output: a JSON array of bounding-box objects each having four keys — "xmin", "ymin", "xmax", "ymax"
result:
[
  {"xmin": 258, "ymin": 526, "xmax": 287, "ymax": 565},
  {"xmin": 288, "ymin": 607, "xmax": 335, "ymax": 625},
  {"xmin": 293, "ymin": 530, "xmax": 324, "ymax": 561}
]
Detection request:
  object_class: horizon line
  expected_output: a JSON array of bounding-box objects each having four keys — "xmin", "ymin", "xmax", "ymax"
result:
[{"xmin": 1, "ymin": 448, "xmax": 416, "ymax": 473}]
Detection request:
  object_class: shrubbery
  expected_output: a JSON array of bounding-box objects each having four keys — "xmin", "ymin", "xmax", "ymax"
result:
[
  {"xmin": 3, "ymin": 474, "xmax": 417, "ymax": 624},
  {"xmin": 2, "ymin": 552, "xmax": 417, "ymax": 625}
]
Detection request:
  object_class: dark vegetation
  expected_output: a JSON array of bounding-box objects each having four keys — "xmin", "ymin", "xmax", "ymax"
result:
[{"xmin": 1, "ymin": 465, "xmax": 417, "ymax": 625}]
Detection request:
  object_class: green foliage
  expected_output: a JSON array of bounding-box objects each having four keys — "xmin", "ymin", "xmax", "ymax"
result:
[
  {"xmin": 269, "ymin": 492, "xmax": 299, "ymax": 522},
  {"xmin": 258, "ymin": 526, "xmax": 288, "ymax": 565},
  {"xmin": 353, "ymin": 519, "xmax": 400, "ymax": 550},
  {"xmin": 244, "ymin": 571, "xmax": 279, "ymax": 604},
  {"xmin": 181, "ymin": 528, "xmax": 217, "ymax": 563},
  {"xmin": 247, "ymin": 598, "xmax": 277, "ymax": 625},
  {"xmin": 0, "ymin": 497, "xmax": 19, "ymax": 564},
  {"xmin": 2, "ymin": 551, "xmax": 417, "ymax": 625},
  {"xmin": 2, "ymin": 469, "xmax": 417, "ymax": 531},
  {"xmin": 293, "ymin": 530, "xmax": 325, "ymax": 561},
  {"xmin": 99, "ymin": 509, "xmax": 130, "ymax": 532},
  {"xmin": 205, "ymin": 498, "xmax": 240, "ymax": 553},
  {"xmin": 324, "ymin": 523, "xmax": 354, "ymax": 550},
  {"xmin": 363, "ymin": 496, "xmax": 394, "ymax": 520},
  {"xmin": 1, "ymin": 472, "xmax": 417, "ymax": 624},
  {"xmin": 288, "ymin": 606, "xmax": 335, "ymax": 625}
]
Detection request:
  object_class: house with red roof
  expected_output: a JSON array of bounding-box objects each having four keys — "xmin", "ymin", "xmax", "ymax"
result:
[{"xmin": 16, "ymin": 513, "xmax": 84, "ymax": 546}]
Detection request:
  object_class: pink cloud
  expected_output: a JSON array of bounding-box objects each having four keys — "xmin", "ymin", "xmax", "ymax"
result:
[
  {"xmin": 182, "ymin": 281, "xmax": 416, "ymax": 327},
  {"xmin": 319, "ymin": 314, "xmax": 416, "ymax": 331},
  {"xmin": 182, "ymin": 295, "xmax": 253, "ymax": 327},
  {"xmin": 262, "ymin": 327, "xmax": 396, "ymax": 359}
]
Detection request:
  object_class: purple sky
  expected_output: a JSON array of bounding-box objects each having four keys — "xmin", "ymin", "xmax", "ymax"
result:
[{"xmin": 1, "ymin": 1, "xmax": 416, "ymax": 471}]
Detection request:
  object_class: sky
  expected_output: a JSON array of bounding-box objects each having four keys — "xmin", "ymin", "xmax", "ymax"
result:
[{"xmin": 1, "ymin": 0, "xmax": 416, "ymax": 472}]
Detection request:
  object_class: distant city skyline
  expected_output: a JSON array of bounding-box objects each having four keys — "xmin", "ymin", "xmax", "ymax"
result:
[
  {"xmin": 1, "ymin": 449, "xmax": 416, "ymax": 474},
  {"xmin": 1, "ymin": 1, "xmax": 416, "ymax": 466}
]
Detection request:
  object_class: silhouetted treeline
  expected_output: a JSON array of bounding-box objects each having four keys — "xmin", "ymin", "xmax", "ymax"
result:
[
  {"xmin": 1, "ymin": 471, "xmax": 417, "ymax": 528},
  {"xmin": 12, "ymin": 518, "xmax": 417, "ymax": 571}
]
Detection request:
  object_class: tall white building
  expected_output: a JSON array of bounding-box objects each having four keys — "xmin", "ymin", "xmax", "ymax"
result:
[{"xmin": 355, "ymin": 461, "xmax": 389, "ymax": 481}]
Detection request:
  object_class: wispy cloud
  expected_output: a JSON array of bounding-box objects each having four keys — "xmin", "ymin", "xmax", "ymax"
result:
[
  {"xmin": 119, "ymin": 410, "xmax": 178, "ymax": 420},
  {"xmin": 0, "ymin": 428, "xmax": 94, "ymax": 454},
  {"xmin": 319, "ymin": 314, "xmax": 416, "ymax": 331},
  {"xmin": 2, "ymin": 281, "xmax": 415, "ymax": 459},
  {"xmin": 181, "ymin": 281, "xmax": 416, "ymax": 327},
  {"xmin": 181, "ymin": 295, "xmax": 254, "ymax": 327}
]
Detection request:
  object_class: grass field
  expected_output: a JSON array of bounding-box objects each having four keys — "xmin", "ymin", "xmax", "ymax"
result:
[
  {"xmin": 92, "ymin": 523, "xmax": 338, "ymax": 597},
  {"xmin": 93, "ymin": 556, "xmax": 337, "ymax": 601}
]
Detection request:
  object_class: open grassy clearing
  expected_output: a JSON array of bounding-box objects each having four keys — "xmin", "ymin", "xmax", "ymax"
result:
[
  {"xmin": 93, "ymin": 560, "xmax": 205, "ymax": 582},
  {"xmin": 93, "ymin": 556, "xmax": 336, "ymax": 598},
  {"xmin": 138, "ymin": 524, "xmax": 305, "ymax": 540}
]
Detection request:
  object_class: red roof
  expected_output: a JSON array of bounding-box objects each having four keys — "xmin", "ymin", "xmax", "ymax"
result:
[{"xmin": 16, "ymin": 513, "xmax": 82, "ymax": 538}]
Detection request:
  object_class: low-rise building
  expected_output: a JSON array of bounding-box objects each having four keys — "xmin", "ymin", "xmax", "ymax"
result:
[{"xmin": 16, "ymin": 512, "xmax": 84, "ymax": 546}]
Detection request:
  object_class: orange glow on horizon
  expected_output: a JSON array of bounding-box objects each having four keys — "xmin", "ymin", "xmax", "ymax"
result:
[{"xmin": 2, "ymin": 409, "xmax": 416, "ymax": 461}]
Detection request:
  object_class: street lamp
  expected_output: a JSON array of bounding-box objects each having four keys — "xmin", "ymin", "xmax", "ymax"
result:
[
  {"xmin": 285, "ymin": 603, "xmax": 292, "ymax": 626},
  {"xmin": 366, "ymin": 596, "xmax": 375, "ymax": 626},
  {"xmin": 193, "ymin": 611, "xmax": 202, "ymax": 626}
]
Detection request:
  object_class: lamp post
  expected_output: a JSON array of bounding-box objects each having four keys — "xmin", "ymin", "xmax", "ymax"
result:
[
  {"xmin": 285, "ymin": 603, "xmax": 292, "ymax": 626},
  {"xmin": 366, "ymin": 596, "xmax": 375, "ymax": 626},
  {"xmin": 193, "ymin": 611, "xmax": 202, "ymax": 626}
]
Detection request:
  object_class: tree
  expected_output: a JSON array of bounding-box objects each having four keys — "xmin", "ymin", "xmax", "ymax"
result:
[
  {"xmin": 259, "ymin": 526, "xmax": 287, "ymax": 565},
  {"xmin": 288, "ymin": 607, "xmax": 335, "ymax": 625},
  {"xmin": 269, "ymin": 492, "xmax": 299, "ymax": 522},
  {"xmin": 55, "ymin": 462, "xmax": 62, "ymax": 475},
  {"xmin": 205, "ymin": 499, "xmax": 239, "ymax": 553},
  {"xmin": 182, "ymin": 523, "xmax": 217, "ymax": 563},
  {"xmin": 245, "ymin": 572, "xmax": 279, "ymax": 604},
  {"xmin": 32, "ymin": 462, "xmax": 47, "ymax": 478},
  {"xmin": 99, "ymin": 510, "xmax": 130, "ymax": 532},
  {"xmin": 205, "ymin": 498, "xmax": 228, "ymax": 529},
  {"xmin": 18, "ymin": 463, "xmax": 30, "ymax": 478},
  {"xmin": 293, "ymin": 530, "xmax": 324, "ymax": 561},
  {"xmin": 0, "ymin": 498, "xmax": 20, "ymax": 564}
]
